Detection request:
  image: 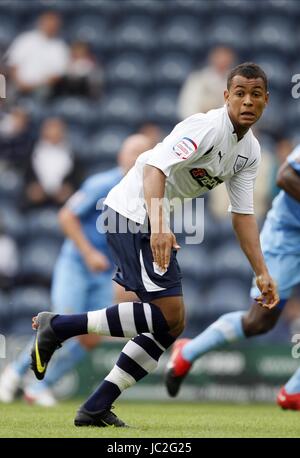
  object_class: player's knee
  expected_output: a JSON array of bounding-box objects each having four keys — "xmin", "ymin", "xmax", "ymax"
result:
[
  {"xmin": 166, "ymin": 315, "xmax": 185, "ymax": 337},
  {"xmin": 77, "ymin": 334, "xmax": 101, "ymax": 350},
  {"xmin": 243, "ymin": 315, "xmax": 276, "ymax": 337}
]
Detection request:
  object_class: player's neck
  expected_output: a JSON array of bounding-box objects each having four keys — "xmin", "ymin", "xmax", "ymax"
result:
[{"xmin": 229, "ymin": 116, "xmax": 249, "ymax": 141}]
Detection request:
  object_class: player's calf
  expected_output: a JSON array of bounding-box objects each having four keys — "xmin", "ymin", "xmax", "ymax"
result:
[{"xmin": 242, "ymin": 301, "xmax": 282, "ymax": 337}]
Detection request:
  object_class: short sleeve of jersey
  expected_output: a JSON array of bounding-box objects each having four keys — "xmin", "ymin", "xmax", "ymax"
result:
[
  {"xmin": 287, "ymin": 145, "xmax": 300, "ymax": 175},
  {"xmin": 226, "ymin": 141, "xmax": 261, "ymax": 215},
  {"xmin": 66, "ymin": 170, "xmax": 121, "ymax": 217},
  {"xmin": 145, "ymin": 115, "xmax": 216, "ymax": 177}
]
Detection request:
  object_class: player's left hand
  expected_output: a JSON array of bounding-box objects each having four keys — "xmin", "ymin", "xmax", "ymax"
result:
[{"xmin": 255, "ymin": 273, "xmax": 280, "ymax": 309}]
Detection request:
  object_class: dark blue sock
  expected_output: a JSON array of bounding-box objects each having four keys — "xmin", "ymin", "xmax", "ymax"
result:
[
  {"xmin": 51, "ymin": 314, "xmax": 87, "ymax": 342},
  {"xmin": 83, "ymin": 380, "xmax": 121, "ymax": 412}
]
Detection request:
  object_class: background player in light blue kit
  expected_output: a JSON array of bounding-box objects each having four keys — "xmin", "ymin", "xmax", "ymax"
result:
[
  {"xmin": 0, "ymin": 134, "xmax": 150, "ymax": 406},
  {"xmin": 166, "ymin": 144, "xmax": 300, "ymax": 410}
]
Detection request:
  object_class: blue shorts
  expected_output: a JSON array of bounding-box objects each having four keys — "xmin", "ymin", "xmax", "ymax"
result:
[
  {"xmin": 105, "ymin": 207, "xmax": 183, "ymax": 302},
  {"xmin": 250, "ymin": 217, "xmax": 300, "ymax": 303},
  {"xmin": 51, "ymin": 254, "xmax": 113, "ymax": 314}
]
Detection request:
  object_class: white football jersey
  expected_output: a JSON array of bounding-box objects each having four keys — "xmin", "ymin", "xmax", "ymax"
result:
[{"xmin": 105, "ymin": 106, "xmax": 261, "ymax": 224}]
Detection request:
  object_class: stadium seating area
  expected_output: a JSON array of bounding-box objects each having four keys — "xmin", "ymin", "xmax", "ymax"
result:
[{"xmin": 0, "ymin": 0, "xmax": 299, "ymax": 340}]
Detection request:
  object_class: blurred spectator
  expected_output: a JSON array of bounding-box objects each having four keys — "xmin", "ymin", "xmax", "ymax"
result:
[
  {"xmin": 138, "ymin": 122, "xmax": 163, "ymax": 149},
  {"xmin": 7, "ymin": 11, "xmax": 69, "ymax": 96},
  {"xmin": 0, "ymin": 221, "xmax": 19, "ymax": 290},
  {"xmin": 0, "ymin": 107, "xmax": 34, "ymax": 168},
  {"xmin": 25, "ymin": 118, "xmax": 79, "ymax": 208},
  {"xmin": 177, "ymin": 46, "xmax": 236, "ymax": 119},
  {"xmin": 54, "ymin": 42, "xmax": 103, "ymax": 98}
]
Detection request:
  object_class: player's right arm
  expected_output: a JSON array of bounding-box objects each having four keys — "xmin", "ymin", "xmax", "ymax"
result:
[
  {"xmin": 143, "ymin": 165, "xmax": 180, "ymax": 271},
  {"xmin": 143, "ymin": 115, "xmax": 215, "ymax": 270},
  {"xmin": 277, "ymin": 151, "xmax": 300, "ymax": 202}
]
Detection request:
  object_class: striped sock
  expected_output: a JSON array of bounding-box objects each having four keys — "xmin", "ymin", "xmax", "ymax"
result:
[
  {"xmin": 87, "ymin": 301, "xmax": 168, "ymax": 337},
  {"xmin": 51, "ymin": 302, "xmax": 168, "ymax": 341},
  {"xmin": 84, "ymin": 332, "xmax": 175, "ymax": 412}
]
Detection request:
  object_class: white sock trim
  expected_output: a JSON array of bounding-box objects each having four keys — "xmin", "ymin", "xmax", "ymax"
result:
[
  {"xmin": 87, "ymin": 310, "xmax": 110, "ymax": 335},
  {"xmin": 118, "ymin": 302, "xmax": 137, "ymax": 337},
  {"xmin": 122, "ymin": 339, "xmax": 158, "ymax": 373},
  {"xmin": 105, "ymin": 365, "xmax": 136, "ymax": 391}
]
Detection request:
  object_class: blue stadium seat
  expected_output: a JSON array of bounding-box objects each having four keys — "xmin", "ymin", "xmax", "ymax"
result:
[
  {"xmin": 145, "ymin": 89, "xmax": 179, "ymax": 124},
  {"xmin": 68, "ymin": 15, "xmax": 109, "ymax": 50},
  {"xmin": 253, "ymin": 53, "xmax": 290, "ymax": 91},
  {"xmin": 0, "ymin": 168, "xmax": 24, "ymax": 201},
  {"xmin": 181, "ymin": 278, "xmax": 208, "ymax": 318},
  {"xmin": 9, "ymin": 286, "xmax": 51, "ymax": 320},
  {"xmin": 256, "ymin": 94, "xmax": 286, "ymax": 136},
  {"xmin": 206, "ymin": 279, "xmax": 250, "ymax": 313},
  {"xmin": 0, "ymin": 291, "xmax": 9, "ymax": 334},
  {"xmin": 259, "ymin": 0, "xmax": 300, "ymax": 17},
  {"xmin": 114, "ymin": 16, "xmax": 157, "ymax": 52},
  {"xmin": 216, "ymin": 0, "xmax": 257, "ymax": 15},
  {"xmin": 177, "ymin": 245, "xmax": 212, "ymax": 283},
  {"xmin": 152, "ymin": 53, "xmax": 194, "ymax": 88},
  {"xmin": 26, "ymin": 208, "xmax": 62, "ymax": 240},
  {"xmin": 159, "ymin": 16, "xmax": 205, "ymax": 54},
  {"xmin": 21, "ymin": 238, "xmax": 62, "ymax": 283},
  {"xmin": 251, "ymin": 17, "xmax": 296, "ymax": 55},
  {"xmin": 52, "ymin": 97, "xmax": 99, "ymax": 125},
  {"xmin": 210, "ymin": 241, "xmax": 252, "ymax": 281},
  {"xmin": 98, "ymin": 90, "xmax": 143, "ymax": 125},
  {"xmin": 0, "ymin": 203, "xmax": 25, "ymax": 241},
  {"xmin": 165, "ymin": 0, "xmax": 211, "ymax": 15},
  {"xmin": 0, "ymin": 16, "xmax": 18, "ymax": 47},
  {"xmin": 89, "ymin": 125, "xmax": 133, "ymax": 160},
  {"xmin": 105, "ymin": 53, "xmax": 150, "ymax": 89},
  {"xmin": 207, "ymin": 15, "xmax": 249, "ymax": 52}
]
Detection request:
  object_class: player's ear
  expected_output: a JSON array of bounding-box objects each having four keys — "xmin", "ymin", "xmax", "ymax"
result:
[
  {"xmin": 264, "ymin": 92, "xmax": 269, "ymax": 106},
  {"xmin": 224, "ymin": 89, "xmax": 229, "ymax": 104}
]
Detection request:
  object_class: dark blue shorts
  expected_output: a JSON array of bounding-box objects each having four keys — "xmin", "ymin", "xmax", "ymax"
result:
[{"xmin": 105, "ymin": 207, "xmax": 183, "ymax": 302}]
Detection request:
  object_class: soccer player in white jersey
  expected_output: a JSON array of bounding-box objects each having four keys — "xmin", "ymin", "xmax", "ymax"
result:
[
  {"xmin": 166, "ymin": 145, "xmax": 300, "ymax": 410},
  {"xmin": 30, "ymin": 63, "xmax": 279, "ymax": 427}
]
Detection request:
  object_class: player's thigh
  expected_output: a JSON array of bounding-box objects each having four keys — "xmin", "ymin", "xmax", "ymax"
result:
[
  {"xmin": 86, "ymin": 271, "xmax": 114, "ymax": 312},
  {"xmin": 114, "ymin": 282, "xmax": 139, "ymax": 303},
  {"xmin": 51, "ymin": 256, "xmax": 88, "ymax": 314},
  {"xmin": 151, "ymin": 295, "xmax": 185, "ymax": 333}
]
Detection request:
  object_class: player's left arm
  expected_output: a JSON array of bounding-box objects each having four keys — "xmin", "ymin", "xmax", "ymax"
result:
[
  {"xmin": 277, "ymin": 156, "xmax": 300, "ymax": 202},
  {"xmin": 226, "ymin": 147, "xmax": 279, "ymax": 309},
  {"xmin": 231, "ymin": 212, "xmax": 279, "ymax": 309}
]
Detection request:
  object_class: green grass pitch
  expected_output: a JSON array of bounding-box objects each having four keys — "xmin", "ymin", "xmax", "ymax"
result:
[{"xmin": 0, "ymin": 401, "xmax": 300, "ymax": 438}]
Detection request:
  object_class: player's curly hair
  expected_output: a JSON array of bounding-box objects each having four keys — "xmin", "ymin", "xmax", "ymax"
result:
[{"xmin": 227, "ymin": 62, "xmax": 268, "ymax": 92}]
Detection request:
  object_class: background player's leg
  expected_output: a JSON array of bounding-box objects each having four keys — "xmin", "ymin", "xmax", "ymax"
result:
[
  {"xmin": 284, "ymin": 367, "xmax": 300, "ymax": 394},
  {"xmin": 165, "ymin": 300, "xmax": 285, "ymax": 396},
  {"xmin": 183, "ymin": 302, "xmax": 284, "ymax": 364}
]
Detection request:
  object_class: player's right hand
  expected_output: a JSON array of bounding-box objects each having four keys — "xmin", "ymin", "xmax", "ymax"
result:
[
  {"xmin": 150, "ymin": 231, "xmax": 180, "ymax": 272},
  {"xmin": 255, "ymin": 273, "xmax": 280, "ymax": 309},
  {"xmin": 84, "ymin": 248, "xmax": 110, "ymax": 272}
]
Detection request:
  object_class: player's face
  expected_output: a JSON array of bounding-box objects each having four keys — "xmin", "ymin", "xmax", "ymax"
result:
[{"xmin": 224, "ymin": 76, "xmax": 269, "ymax": 129}]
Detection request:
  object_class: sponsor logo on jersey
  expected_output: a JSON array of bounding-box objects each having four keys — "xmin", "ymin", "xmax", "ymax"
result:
[
  {"xmin": 233, "ymin": 155, "xmax": 248, "ymax": 173},
  {"xmin": 189, "ymin": 168, "xmax": 223, "ymax": 190},
  {"xmin": 172, "ymin": 137, "xmax": 197, "ymax": 160}
]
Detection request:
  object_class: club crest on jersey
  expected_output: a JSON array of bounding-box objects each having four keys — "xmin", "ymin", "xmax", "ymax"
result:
[
  {"xmin": 233, "ymin": 155, "xmax": 248, "ymax": 173},
  {"xmin": 189, "ymin": 168, "xmax": 223, "ymax": 190},
  {"xmin": 172, "ymin": 137, "xmax": 197, "ymax": 160}
]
